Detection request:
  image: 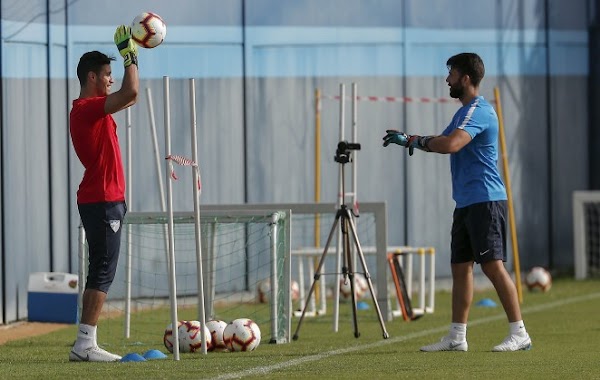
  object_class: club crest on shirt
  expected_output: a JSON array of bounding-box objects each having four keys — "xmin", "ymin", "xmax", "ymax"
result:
[{"xmin": 109, "ymin": 220, "xmax": 121, "ymax": 233}]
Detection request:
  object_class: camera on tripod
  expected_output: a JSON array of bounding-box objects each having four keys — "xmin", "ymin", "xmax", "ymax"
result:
[{"xmin": 335, "ymin": 140, "xmax": 361, "ymax": 164}]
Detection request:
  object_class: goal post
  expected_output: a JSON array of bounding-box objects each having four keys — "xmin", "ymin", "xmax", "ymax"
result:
[
  {"xmin": 121, "ymin": 209, "xmax": 292, "ymax": 344},
  {"xmin": 573, "ymin": 191, "xmax": 600, "ymax": 279},
  {"xmin": 77, "ymin": 208, "xmax": 292, "ymax": 350}
]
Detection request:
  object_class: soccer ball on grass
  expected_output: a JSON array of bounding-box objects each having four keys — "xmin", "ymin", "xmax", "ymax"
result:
[
  {"xmin": 256, "ymin": 279, "xmax": 271, "ymax": 303},
  {"xmin": 206, "ymin": 319, "xmax": 228, "ymax": 352},
  {"xmin": 131, "ymin": 12, "xmax": 166, "ymax": 48},
  {"xmin": 339, "ymin": 273, "xmax": 368, "ymax": 300},
  {"xmin": 223, "ymin": 318, "xmax": 261, "ymax": 352},
  {"xmin": 258, "ymin": 278, "xmax": 300, "ymax": 303},
  {"xmin": 178, "ymin": 320, "xmax": 212, "ymax": 353},
  {"xmin": 164, "ymin": 320, "xmax": 212, "ymax": 353},
  {"xmin": 163, "ymin": 320, "xmax": 184, "ymax": 353},
  {"xmin": 525, "ymin": 266, "xmax": 552, "ymax": 292}
]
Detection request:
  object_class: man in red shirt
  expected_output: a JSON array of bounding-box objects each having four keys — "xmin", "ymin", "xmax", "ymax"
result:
[{"xmin": 68, "ymin": 25, "xmax": 138, "ymax": 362}]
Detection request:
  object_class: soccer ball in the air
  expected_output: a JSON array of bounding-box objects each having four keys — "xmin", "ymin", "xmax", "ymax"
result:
[
  {"xmin": 339, "ymin": 273, "xmax": 368, "ymax": 300},
  {"xmin": 206, "ymin": 319, "xmax": 228, "ymax": 352},
  {"xmin": 178, "ymin": 320, "xmax": 212, "ymax": 353},
  {"xmin": 223, "ymin": 318, "xmax": 261, "ymax": 352},
  {"xmin": 131, "ymin": 12, "xmax": 167, "ymax": 48},
  {"xmin": 525, "ymin": 267, "xmax": 552, "ymax": 292},
  {"xmin": 163, "ymin": 320, "xmax": 184, "ymax": 353}
]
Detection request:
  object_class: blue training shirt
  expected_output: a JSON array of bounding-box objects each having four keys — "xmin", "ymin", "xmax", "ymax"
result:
[{"xmin": 442, "ymin": 96, "xmax": 507, "ymax": 208}]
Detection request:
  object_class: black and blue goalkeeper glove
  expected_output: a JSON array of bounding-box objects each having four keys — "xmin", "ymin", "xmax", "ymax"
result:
[
  {"xmin": 405, "ymin": 135, "xmax": 433, "ymax": 156},
  {"xmin": 383, "ymin": 130, "xmax": 433, "ymax": 156},
  {"xmin": 382, "ymin": 130, "xmax": 409, "ymax": 147}
]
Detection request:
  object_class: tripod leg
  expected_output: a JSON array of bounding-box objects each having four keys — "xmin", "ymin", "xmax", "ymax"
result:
[
  {"xmin": 343, "ymin": 217, "xmax": 360, "ymax": 338},
  {"xmin": 293, "ymin": 214, "xmax": 341, "ymax": 340},
  {"xmin": 345, "ymin": 209, "xmax": 390, "ymax": 339}
]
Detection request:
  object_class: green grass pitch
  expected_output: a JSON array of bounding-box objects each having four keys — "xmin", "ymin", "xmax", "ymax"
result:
[{"xmin": 2, "ymin": 278, "xmax": 600, "ymax": 379}]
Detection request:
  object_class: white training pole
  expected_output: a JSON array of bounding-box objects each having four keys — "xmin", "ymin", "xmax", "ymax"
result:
[
  {"xmin": 145, "ymin": 88, "xmax": 167, "ymax": 212},
  {"xmin": 318, "ymin": 260, "xmax": 326, "ymax": 315},
  {"xmin": 297, "ymin": 257, "xmax": 306, "ymax": 312},
  {"xmin": 205, "ymin": 223, "xmax": 218, "ymax": 318},
  {"xmin": 419, "ymin": 249, "xmax": 426, "ymax": 313},
  {"xmin": 145, "ymin": 88, "xmax": 171, "ymax": 269},
  {"xmin": 350, "ymin": 82, "xmax": 359, "ymax": 271},
  {"xmin": 427, "ymin": 249, "xmax": 435, "ymax": 313},
  {"xmin": 269, "ymin": 213, "xmax": 280, "ymax": 342},
  {"xmin": 124, "ymin": 107, "xmax": 133, "ymax": 338},
  {"xmin": 406, "ymin": 252, "xmax": 413, "ymax": 297},
  {"xmin": 164, "ymin": 76, "xmax": 180, "ymax": 360},
  {"xmin": 333, "ymin": 83, "xmax": 345, "ymax": 332},
  {"xmin": 77, "ymin": 223, "xmax": 86, "ymax": 322},
  {"xmin": 351, "ymin": 83, "xmax": 358, "ymax": 207},
  {"xmin": 189, "ymin": 78, "xmax": 208, "ymax": 355}
]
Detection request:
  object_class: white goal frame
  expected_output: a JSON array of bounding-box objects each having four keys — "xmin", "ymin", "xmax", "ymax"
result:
[
  {"xmin": 573, "ymin": 191, "xmax": 600, "ymax": 279},
  {"xmin": 78, "ymin": 208, "xmax": 292, "ymax": 345},
  {"xmin": 201, "ymin": 202, "xmax": 392, "ymax": 321}
]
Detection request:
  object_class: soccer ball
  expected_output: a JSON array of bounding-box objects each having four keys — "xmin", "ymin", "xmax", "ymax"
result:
[
  {"xmin": 339, "ymin": 273, "xmax": 368, "ymax": 300},
  {"xmin": 223, "ymin": 318, "xmax": 261, "ymax": 352},
  {"xmin": 206, "ymin": 319, "xmax": 228, "ymax": 352},
  {"xmin": 525, "ymin": 267, "xmax": 552, "ymax": 292},
  {"xmin": 258, "ymin": 279, "xmax": 300, "ymax": 303},
  {"xmin": 291, "ymin": 280, "xmax": 300, "ymax": 302},
  {"xmin": 257, "ymin": 279, "xmax": 271, "ymax": 303},
  {"xmin": 163, "ymin": 320, "xmax": 184, "ymax": 353},
  {"xmin": 131, "ymin": 12, "xmax": 167, "ymax": 48},
  {"xmin": 178, "ymin": 320, "xmax": 212, "ymax": 353}
]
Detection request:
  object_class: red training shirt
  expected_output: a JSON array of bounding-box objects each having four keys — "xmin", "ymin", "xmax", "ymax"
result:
[{"xmin": 70, "ymin": 96, "xmax": 125, "ymax": 203}]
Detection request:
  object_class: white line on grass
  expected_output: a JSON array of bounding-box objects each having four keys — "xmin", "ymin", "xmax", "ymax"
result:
[{"xmin": 214, "ymin": 292, "xmax": 600, "ymax": 380}]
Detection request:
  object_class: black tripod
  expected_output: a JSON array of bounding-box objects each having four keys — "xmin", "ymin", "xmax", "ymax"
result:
[{"xmin": 293, "ymin": 141, "xmax": 389, "ymax": 340}]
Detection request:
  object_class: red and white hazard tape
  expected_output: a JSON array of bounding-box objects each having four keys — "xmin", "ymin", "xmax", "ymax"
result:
[
  {"xmin": 165, "ymin": 154, "xmax": 202, "ymax": 191},
  {"xmin": 321, "ymin": 95, "xmax": 460, "ymax": 104}
]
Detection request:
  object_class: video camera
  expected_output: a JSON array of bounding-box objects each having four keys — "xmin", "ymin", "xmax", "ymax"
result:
[{"xmin": 335, "ymin": 140, "xmax": 361, "ymax": 164}]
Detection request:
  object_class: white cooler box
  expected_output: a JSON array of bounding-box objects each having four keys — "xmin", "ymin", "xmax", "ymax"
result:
[{"xmin": 27, "ymin": 272, "xmax": 79, "ymax": 324}]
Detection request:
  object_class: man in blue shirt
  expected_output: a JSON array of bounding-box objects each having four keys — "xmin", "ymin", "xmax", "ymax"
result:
[{"xmin": 383, "ymin": 52, "xmax": 531, "ymax": 352}]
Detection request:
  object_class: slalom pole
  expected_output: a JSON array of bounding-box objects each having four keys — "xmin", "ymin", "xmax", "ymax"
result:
[
  {"xmin": 145, "ymin": 88, "xmax": 171, "ymax": 266},
  {"xmin": 164, "ymin": 76, "xmax": 180, "ymax": 359},
  {"xmin": 314, "ymin": 89, "xmax": 322, "ymax": 311},
  {"xmin": 333, "ymin": 83, "xmax": 345, "ymax": 332},
  {"xmin": 189, "ymin": 78, "xmax": 208, "ymax": 354},
  {"xmin": 124, "ymin": 108, "xmax": 133, "ymax": 338},
  {"xmin": 494, "ymin": 86, "xmax": 523, "ymax": 303}
]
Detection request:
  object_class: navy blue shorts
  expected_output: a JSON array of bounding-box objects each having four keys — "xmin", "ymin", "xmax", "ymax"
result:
[
  {"xmin": 78, "ymin": 201, "xmax": 127, "ymax": 293},
  {"xmin": 450, "ymin": 200, "xmax": 507, "ymax": 264}
]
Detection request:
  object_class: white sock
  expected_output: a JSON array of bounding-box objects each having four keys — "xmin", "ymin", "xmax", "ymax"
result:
[
  {"xmin": 73, "ymin": 324, "xmax": 97, "ymax": 351},
  {"xmin": 509, "ymin": 320, "xmax": 527, "ymax": 336},
  {"xmin": 449, "ymin": 323, "xmax": 467, "ymax": 341}
]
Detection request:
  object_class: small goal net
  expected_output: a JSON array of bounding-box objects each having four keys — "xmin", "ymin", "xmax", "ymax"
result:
[
  {"xmin": 79, "ymin": 208, "xmax": 291, "ymax": 349},
  {"xmin": 573, "ymin": 191, "xmax": 600, "ymax": 279}
]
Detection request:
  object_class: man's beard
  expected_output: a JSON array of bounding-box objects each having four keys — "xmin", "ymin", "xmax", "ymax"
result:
[{"xmin": 449, "ymin": 84, "xmax": 464, "ymax": 99}]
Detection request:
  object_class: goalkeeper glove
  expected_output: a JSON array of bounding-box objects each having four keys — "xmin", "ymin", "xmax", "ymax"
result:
[
  {"xmin": 114, "ymin": 25, "xmax": 138, "ymax": 68},
  {"xmin": 382, "ymin": 129, "xmax": 409, "ymax": 147},
  {"xmin": 405, "ymin": 135, "xmax": 433, "ymax": 156},
  {"xmin": 382, "ymin": 130, "xmax": 433, "ymax": 156}
]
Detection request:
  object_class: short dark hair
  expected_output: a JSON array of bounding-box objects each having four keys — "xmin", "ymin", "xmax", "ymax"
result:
[
  {"xmin": 76, "ymin": 51, "xmax": 115, "ymax": 86},
  {"xmin": 446, "ymin": 53, "xmax": 485, "ymax": 87}
]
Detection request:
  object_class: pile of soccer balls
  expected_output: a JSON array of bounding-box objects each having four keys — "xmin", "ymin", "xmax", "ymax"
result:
[
  {"xmin": 525, "ymin": 266, "xmax": 552, "ymax": 292},
  {"xmin": 164, "ymin": 318, "xmax": 261, "ymax": 353}
]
